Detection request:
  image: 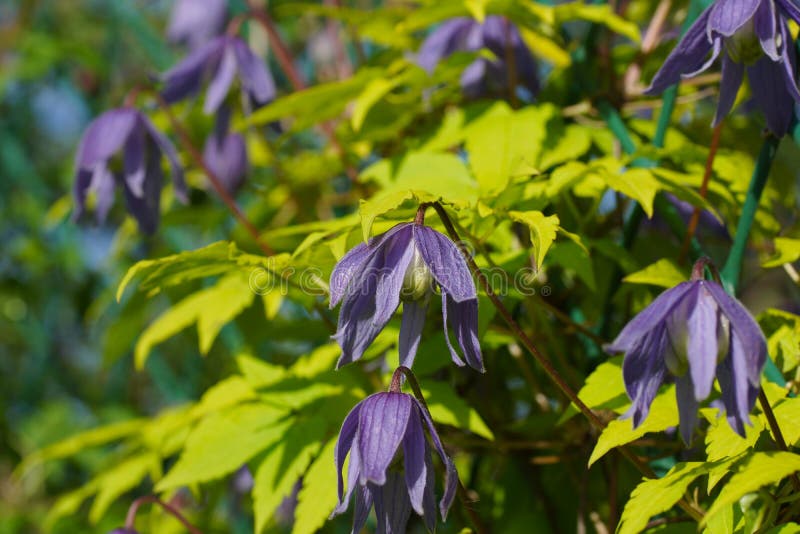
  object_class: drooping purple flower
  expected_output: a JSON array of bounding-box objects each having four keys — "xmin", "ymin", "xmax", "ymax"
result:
[
  {"xmin": 73, "ymin": 107, "xmax": 187, "ymax": 234},
  {"xmin": 646, "ymin": 0, "xmax": 800, "ymax": 135},
  {"xmin": 330, "ymin": 222, "xmax": 484, "ymax": 371},
  {"xmin": 203, "ymin": 105, "xmax": 248, "ymax": 193},
  {"xmin": 604, "ymin": 262, "xmax": 767, "ymax": 444},
  {"xmin": 167, "ymin": 0, "xmax": 228, "ymax": 51},
  {"xmin": 161, "ymin": 35, "xmax": 276, "ymax": 115},
  {"xmin": 331, "ymin": 392, "xmax": 458, "ymax": 532},
  {"xmin": 417, "ymin": 16, "xmax": 539, "ymax": 98}
]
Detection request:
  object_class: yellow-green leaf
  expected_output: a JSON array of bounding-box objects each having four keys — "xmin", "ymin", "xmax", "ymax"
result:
[
  {"xmin": 704, "ymin": 452, "xmax": 800, "ymax": 523},
  {"xmin": 508, "ymin": 210, "xmax": 560, "ymax": 270},
  {"xmin": 589, "ymin": 386, "xmax": 677, "ymax": 467},
  {"xmin": 623, "ymin": 259, "xmax": 686, "ymax": 288},
  {"xmin": 155, "ymin": 403, "xmax": 289, "ymax": 491},
  {"xmin": 603, "ymin": 168, "xmax": 660, "ymax": 218},
  {"xmin": 618, "ymin": 462, "xmax": 709, "ymax": 534},
  {"xmin": 423, "ymin": 382, "xmax": 494, "ymax": 440},
  {"xmin": 763, "ymin": 237, "xmax": 800, "ymax": 268},
  {"xmin": 292, "ymin": 439, "xmax": 338, "ymax": 534}
]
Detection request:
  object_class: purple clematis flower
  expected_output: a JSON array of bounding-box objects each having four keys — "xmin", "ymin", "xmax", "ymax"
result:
[
  {"xmin": 161, "ymin": 35, "xmax": 276, "ymax": 115},
  {"xmin": 417, "ymin": 16, "xmax": 539, "ymax": 98},
  {"xmin": 646, "ymin": 0, "xmax": 800, "ymax": 135},
  {"xmin": 203, "ymin": 106, "xmax": 248, "ymax": 193},
  {"xmin": 331, "ymin": 391, "xmax": 458, "ymax": 533},
  {"xmin": 605, "ymin": 260, "xmax": 767, "ymax": 444},
  {"xmin": 73, "ymin": 107, "xmax": 187, "ymax": 234},
  {"xmin": 330, "ymin": 221, "xmax": 484, "ymax": 371},
  {"xmin": 167, "ymin": 0, "xmax": 228, "ymax": 51}
]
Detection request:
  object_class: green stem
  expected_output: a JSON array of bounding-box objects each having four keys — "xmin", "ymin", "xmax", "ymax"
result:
[
  {"xmin": 720, "ymin": 136, "xmax": 780, "ymax": 293},
  {"xmin": 597, "ymin": 101, "xmax": 636, "ymax": 155}
]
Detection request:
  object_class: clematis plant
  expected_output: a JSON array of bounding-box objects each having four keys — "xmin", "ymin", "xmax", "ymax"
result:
[
  {"xmin": 646, "ymin": 0, "xmax": 800, "ymax": 135},
  {"xmin": 161, "ymin": 35, "xmax": 276, "ymax": 115},
  {"xmin": 417, "ymin": 15, "xmax": 539, "ymax": 98},
  {"xmin": 331, "ymin": 367, "xmax": 458, "ymax": 533},
  {"xmin": 73, "ymin": 107, "xmax": 187, "ymax": 234},
  {"xmin": 330, "ymin": 211, "xmax": 483, "ymax": 371},
  {"xmin": 605, "ymin": 258, "xmax": 767, "ymax": 444}
]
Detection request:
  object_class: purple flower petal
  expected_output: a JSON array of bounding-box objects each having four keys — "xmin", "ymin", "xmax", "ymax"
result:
[
  {"xmin": 372, "ymin": 229, "xmax": 415, "ymax": 326},
  {"xmin": 705, "ymin": 281, "xmax": 767, "ymax": 387},
  {"xmin": 351, "ymin": 485, "xmax": 373, "ymax": 533},
  {"xmin": 76, "ymin": 108, "xmax": 139, "ymax": 168},
  {"xmin": 204, "ymin": 41, "xmax": 238, "ymax": 115},
  {"xmin": 331, "ymin": 224, "xmax": 414, "ymax": 309},
  {"xmin": 422, "ymin": 447, "xmax": 437, "ymax": 532},
  {"xmin": 748, "ymin": 54, "xmax": 795, "ymax": 135},
  {"xmin": 645, "ymin": 8, "xmax": 714, "ymax": 94},
  {"xmin": 330, "ymin": 242, "xmax": 371, "ymax": 309},
  {"xmin": 621, "ymin": 325, "xmax": 669, "ymax": 427},
  {"xmin": 754, "ymin": 0, "xmax": 780, "ymax": 60},
  {"xmin": 142, "ymin": 118, "xmax": 188, "ymax": 203},
  {"xmin": 232, "ymin": 38, "xmax": 276, "ymax": 107},
  {"xmin": 92, "ymin": 163, "xmax": 116, "ymax": 222},
  {"xmin": 167, "ymin": 0, "xmax": 227, "ymax": 50},
  {"xmin": 605, "ymin": 282, "xmax": 694, "ymax": 354},
  {"xmin": 371, "ymin": 472, "xmax": 412, "ymax": 534},
  {"xmin": 675, "ymin": 373, "xmax": 700, "ymax": 445},
  {"xmin": 331, "ymin": 434, "xmax": 361, "ymax": 516},
  {"xmin": 161, "ymin": 38, "xmax": 223, "ymax": 104},
  {"xmin": 123, "ymin": 122, "xmax": 147, "ymax": 198},
  {"xmin": 714, "ymin": 54, "xmax": 745, "ymax": 126},
  {"xmin": 357, "ymin": 393, "xmax": 412, "ymax": 486},
  {"xmin": 417, "ymin": 18, "xmax": 475, "ymax": 73},
  {"xmin": 779, "ymin": 20, "xmax": 800, "ymax": 101},
  {"xmin": 122, "ymin": 141, "xmax": 163, "ymax": 234},
  {"xmin": 203, "ymin": 114, "xmax": 248, "ymax": 195},
  {"xmin": 402, "ymin": 407, "xmax": 427, "ymax": 515},
  {"xmin": 446, "ymin": 296, "xmax": 485, "ymax": 372},
  {"xmin": 413, "ymin": 225, "xmax": 476, "ymax": 303},
  {"xmin": 334, "ymin": 401, "xmax": 361, "ymax": 505},
  {"xmin": 441, "ymin": 292, "xmax": 466, "ymax": 368},
  {"xmin": 414, "ymin": 398, "xmax": 458, "ymax": 520},
  {"xmin": 777, "ymin": 0, "xmax": 800, "ymax": 21},
  {"xmin": 460, "ymin": 58, "xmax": 488, "ymax": 96},
  {"xmin": 708, "ymin": 0, "xmax": 761, "ymax": 36},
  {"xmin": 399, "ymin": 298, "xmax": 429, "ymax": 369},
  {"xmin": 686, "ymin": 283, "xmax": 721, "ymax": 400}
]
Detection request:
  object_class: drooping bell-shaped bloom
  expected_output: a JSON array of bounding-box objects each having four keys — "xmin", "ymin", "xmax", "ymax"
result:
[
  {"xmin": 330, "ymin": 222, "xmax": 484, "ymax": 371},
  {"xmin": 167, "ymin": 0, "xmax": 228, "ymax": 51},
  {"xmin": 605, "ymin": 264, "xmax": 767, "ymax": 444},
  {"xmin": 646, "ymin": 0, "xmax": 800, "ymax": 135},
  {"xmin": 73, "ymin": 107, "xmax": 188, "ymax": 234},
  {"xmin": 417, "ymin": 15, "xmax": 539, "ymax": 98},
  {"xmin": 331, "ymin": 392, "xmax": 458, "ymax": 533},
  {"xmin": 203, "ymin": 105, "xmax": 248, "ymax": 193},
  {"xmin": 161, "ymin": 35, "xmax": 276, "ymax": 115}
]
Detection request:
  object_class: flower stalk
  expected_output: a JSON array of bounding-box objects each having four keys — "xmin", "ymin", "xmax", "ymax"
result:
[
  {"xmin": 427, "ymin": 202, "xmax": 706, "ymax": 521},
  {"xmin": 153, "ymin": 92, "xmax": 275, "ymax": 256}
]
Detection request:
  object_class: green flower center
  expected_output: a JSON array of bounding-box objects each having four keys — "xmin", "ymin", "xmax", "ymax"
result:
[
  {"xmin": 724, "ymin": 20, "xmax": 764, "ymax": 65},
  {"xmin": 400, "ymin": 247, "xmax": 433, "ymax": 301}
]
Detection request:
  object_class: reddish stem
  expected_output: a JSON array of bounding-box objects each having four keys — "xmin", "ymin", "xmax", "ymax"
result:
[
  {"xmin": 124, "ymin": 496, "xmax": 203, "ymax": 534},
  {"xmin": 153, "ymin": 93, "xmax": 275, "ymax": 255},
  {"xmin": 679, "ymin": 121, "xmax": 723, "ymax": 261},
  {"xmin": 246, "ymin": 3, "xmax": 306, "ymax": 91}
]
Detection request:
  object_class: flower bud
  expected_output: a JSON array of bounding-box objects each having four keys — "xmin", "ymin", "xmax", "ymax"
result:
[{"xmin": 400, "ymin": 247, "xmax": 433, "ymax": 301}]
